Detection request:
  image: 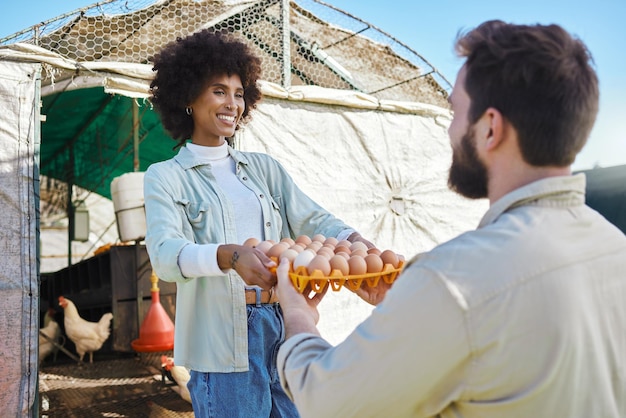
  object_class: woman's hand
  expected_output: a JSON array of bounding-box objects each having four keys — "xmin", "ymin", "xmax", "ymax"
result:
[
  {"xmin": 347, "ymin": 231, "xmax": 375, "ymax": 249},
  {"xmin": 351, "ymin": 279, "xmax": 394, "ymax": 306},
  {"xmin": 217, "ymin": 244, "xmax": 277, "ymax": 289}
]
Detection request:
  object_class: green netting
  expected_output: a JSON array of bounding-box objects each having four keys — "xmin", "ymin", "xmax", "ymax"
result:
[{"xmin": 41, "ymin": 88, "xmax": 176, "ymax": 199}]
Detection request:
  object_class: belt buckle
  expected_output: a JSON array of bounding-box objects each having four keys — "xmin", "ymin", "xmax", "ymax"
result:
[
  {"xmin": 254, "ymin": 287, "xmax": 262, "ymax": 307},
  {"xmin": 245, "ymin": 287, "xmax": 263, "ymax": 307}
]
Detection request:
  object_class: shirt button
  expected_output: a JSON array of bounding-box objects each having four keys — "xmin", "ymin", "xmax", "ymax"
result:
[
  {"xmin": 259, "ymin": 194, "xmax": 264, "ymax": 198},
  {"xmin": 266, "ymin": 222, "xmax": 271, "ymax": 227},
  {"xmin": 242, "ymin": 176, "xmax": 248, "ymax": 181}
]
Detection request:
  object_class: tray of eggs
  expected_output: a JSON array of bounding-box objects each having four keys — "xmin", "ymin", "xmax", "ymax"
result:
[{"xmin": 244, "ymin": 234, "xmax": 404, "ymax": 293}]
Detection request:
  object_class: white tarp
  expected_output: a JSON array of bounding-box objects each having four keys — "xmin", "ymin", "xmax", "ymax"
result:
[{"xmin": 0, "ymin": 59, "xmax": 40, "ymax": 417}]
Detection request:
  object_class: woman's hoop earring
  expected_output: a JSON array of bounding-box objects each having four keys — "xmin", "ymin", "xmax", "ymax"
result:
[{"xmin": 185, "ymin": 107, "xmax": 193, "ymax": 116}]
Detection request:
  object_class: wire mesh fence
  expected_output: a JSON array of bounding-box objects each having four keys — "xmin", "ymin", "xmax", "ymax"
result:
[{"xmin": 1, "ymin": 0, "xmax": 450, "ymax": 106}]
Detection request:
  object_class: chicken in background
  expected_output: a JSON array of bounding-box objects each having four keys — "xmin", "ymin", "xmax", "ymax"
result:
[
  {"xmin": 39, "ymin": 308, "xmax": 62, "ymax": 364},
  {"xmin": 58, "ymin": 296, "xmax": 113, "ymax": 363},
  {"xmin": 161, "ymin": 355, "xmax": 192, "ymax": 403}
]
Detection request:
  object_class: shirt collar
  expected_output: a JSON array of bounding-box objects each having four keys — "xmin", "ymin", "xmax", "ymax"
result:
[
  {"xmin": 479, "ymin": 173, "xmax": 587, "ymax": 228},
  {"xmin": 174, "ymin": 143, "xmax": 249, "ymax": 169}
]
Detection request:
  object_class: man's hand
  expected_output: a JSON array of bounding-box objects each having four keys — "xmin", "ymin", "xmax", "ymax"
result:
[{"xmin": 276, "ymin": 258, "xmax": 326, "ymax": 339}]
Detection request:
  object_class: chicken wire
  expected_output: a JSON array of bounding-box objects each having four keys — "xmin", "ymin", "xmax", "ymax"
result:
[{"xmin": 0, "ymin": 0, "xmax": 450, "ymax": 107}]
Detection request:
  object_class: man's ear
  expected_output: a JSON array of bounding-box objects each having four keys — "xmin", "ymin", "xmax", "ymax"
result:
[{"xmin": 480, "ymin": 107, "xmax": 505, "ymax": 151}]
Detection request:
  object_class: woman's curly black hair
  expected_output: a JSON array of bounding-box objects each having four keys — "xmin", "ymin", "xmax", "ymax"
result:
[{"xmin": 150, "ymin": 30, "xmax": 262, "ymax": 148}]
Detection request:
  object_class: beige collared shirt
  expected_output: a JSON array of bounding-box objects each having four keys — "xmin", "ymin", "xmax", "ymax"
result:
[{"xmin": 278, "ymin": 174, "xmax": 626, "ymax": 418}]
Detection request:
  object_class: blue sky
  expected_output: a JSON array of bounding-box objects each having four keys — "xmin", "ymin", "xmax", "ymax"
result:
[{"xmin": 1, "ymin": 0, "xmax": 624, "ymax": 170}]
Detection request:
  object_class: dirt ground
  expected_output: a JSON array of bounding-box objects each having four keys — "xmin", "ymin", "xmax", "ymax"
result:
[{"xmin": 38, "ymin": 352, "xmax": 194, "ymax": 417}]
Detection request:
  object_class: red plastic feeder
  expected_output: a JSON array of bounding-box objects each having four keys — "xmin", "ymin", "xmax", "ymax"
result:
[{"xmin": 131, "ymin": 271, "xmax": 175, "ymax": 352}]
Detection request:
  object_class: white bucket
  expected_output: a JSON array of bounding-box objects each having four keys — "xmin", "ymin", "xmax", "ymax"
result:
[{"xmin": 111, "ymin": 172, "xmax": 146, "ymax": 242}]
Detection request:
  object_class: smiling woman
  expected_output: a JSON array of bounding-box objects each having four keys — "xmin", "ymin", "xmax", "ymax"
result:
[{"xmin": 143, "ymin": 29, "xmax": 374, "ymax": 418}]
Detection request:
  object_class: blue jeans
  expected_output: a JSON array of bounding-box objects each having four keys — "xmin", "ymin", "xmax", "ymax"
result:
[{"xmin": 187, "ymin": 304, "xmax": 300, "ymax": 418}]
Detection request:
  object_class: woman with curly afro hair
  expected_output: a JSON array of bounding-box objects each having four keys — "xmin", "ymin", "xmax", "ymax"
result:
[{"xmin": 144, "ymin": 30, "xmax": 374, "ymax": 417}]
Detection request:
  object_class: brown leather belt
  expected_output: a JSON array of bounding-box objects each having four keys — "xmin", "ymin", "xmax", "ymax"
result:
[{"xmin": 245, "ymin": 287, "xmax": 279, "ymax": 305}]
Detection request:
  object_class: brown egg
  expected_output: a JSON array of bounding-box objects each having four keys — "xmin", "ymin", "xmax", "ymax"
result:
[
  {"xmin": 380, "ymin": 250, "xmax": 399, "ymax": 268},
  {"xmin": 255, "ymin": 240, "xmax": 273, "ymax": 254},
  {"xmin": 367, "ymin": 247, "xmax": 382, "ymax": 255},
  {"xmin": 279, "ymin": 248, "xmax": 299, "ymax": 263},
  {"xmin": 280, "ymin": 237, "xmax": 296, "ymax": 246},
  {"xmin": 289, "ymin": 244, "xmax": 304, "ymax": 253},
  {"xmin": 267, "ymin": 242, "xmax": 290, "ymax": 258},
  {"xmin": 312, "ymin": 234, "xmax": 326, "ymax": 243},
  {"xmin": 335, "ymin": 251, "xmax": 351, "ymax": 260},
  {"xmin": 306, "ymin": 241, "xmax": 323, "ymax": 252},
  {"xmin": 316, "ymin": 247, "xmax": 335, "ymax": 259},
  {"xmin": 349, "ymin": 241, "xmax": 369, "ymax": 252},
  {"xmin": 295, "ymin": 235, "xmax": 312, "ymax": 246},
  {"xmin": 329, "ymin": 255, "xmax": 350, "ymax": 276},
  {"xmin": 334, "ymin": 245, "xmax": 351, "ymax": 255},
  {"xmin": 323, "ymin": 237, "xmax": 338, "ymax": 247},
  {"xmin": 337, "ymin": 240, "xmax": 352, "ymax": 248},
  {"xmin": 347, "ymin": 255, "xmax": 367, "ymax": 276},
  {"xmin": 243, "ymin": 237, "xmax": 260, "ymax": 247},
  {"xmin": 351, "ymin": 249, "xmax": 368, "ymax": 258},
  {"xmin": 307, "ymin": 255, "xmax": 331, "ymax": 276},
  {"xmin": 364, "ymin": 254, "xmax": 384, "ymax": 273}
]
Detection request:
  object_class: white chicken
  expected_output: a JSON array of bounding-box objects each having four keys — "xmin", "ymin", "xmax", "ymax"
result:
[
  {"xmin": 161, "ymin": 355, "xmax": 192, "ymax": 403},
  {"xmin": 58, "ymin": 296, "xmax": 113, "ymax": 363},
  {"xmin": 39, "ymin": 308, "xmax": 61, "ymax": 364}
]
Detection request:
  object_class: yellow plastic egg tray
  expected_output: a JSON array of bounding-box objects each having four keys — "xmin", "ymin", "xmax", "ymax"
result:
[{"xmin": 271, "ymin": 258, "xmax": 404, "ymax": 293}]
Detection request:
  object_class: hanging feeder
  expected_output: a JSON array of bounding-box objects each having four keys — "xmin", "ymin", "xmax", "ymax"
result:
[{"xmin": 131, "ymin": 271, "xmax": 175, "ymax": 352}]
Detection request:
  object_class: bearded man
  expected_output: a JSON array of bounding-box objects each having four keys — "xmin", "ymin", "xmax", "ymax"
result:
[{"xmin": 274, "ymin": 20, "xmax": 626, "ymax": 418}]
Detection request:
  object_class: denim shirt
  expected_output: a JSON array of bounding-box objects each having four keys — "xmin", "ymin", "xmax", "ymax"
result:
[{"xmin": 144, "ymin": 145, "xmax": 352, "ymax": 372}]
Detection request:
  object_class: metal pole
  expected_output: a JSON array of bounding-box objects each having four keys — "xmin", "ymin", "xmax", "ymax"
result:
[
  {"xmin": 133, "ymin": 100, "xmax": 139, "ymax": 172},
  {"xmin": 67, "ymin": 148, "xmax": 74, "ymax": 267},
  {"xmin": 281, "ymin": 0, "xmax": 291, "ymax": 88},
  {"xmin": 135, "ymin": 241, "xmax": 143, "ymax": 341}
]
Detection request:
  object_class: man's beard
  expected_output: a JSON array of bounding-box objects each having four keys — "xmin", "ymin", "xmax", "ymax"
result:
[{"xmin": 448, "ymin": 127, "xmax": 489, "ymax": 199}]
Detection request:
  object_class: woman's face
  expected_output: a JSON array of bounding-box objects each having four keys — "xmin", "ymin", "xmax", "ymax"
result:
[{"xmin": 188, "ymin": 73, "xmax": 245, "ymax": 146}]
